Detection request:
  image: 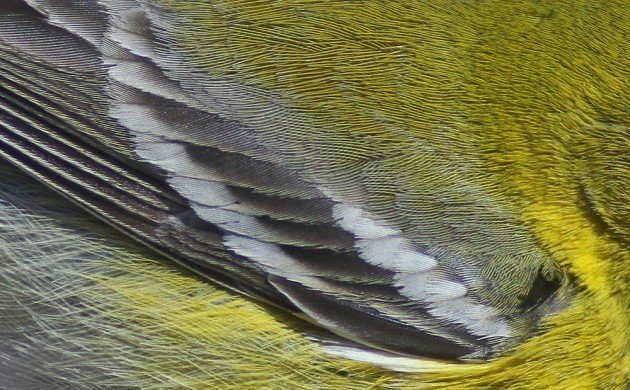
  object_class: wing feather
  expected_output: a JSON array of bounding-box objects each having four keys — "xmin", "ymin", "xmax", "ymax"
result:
[{"xmin": 0, "ymin": 0, "xmax": 570, "ymax": 362}]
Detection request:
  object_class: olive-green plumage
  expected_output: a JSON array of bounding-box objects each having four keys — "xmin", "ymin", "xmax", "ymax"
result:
[{"xmin": 0, "ymin": 0, "xmax": 628, "ymax": 388}]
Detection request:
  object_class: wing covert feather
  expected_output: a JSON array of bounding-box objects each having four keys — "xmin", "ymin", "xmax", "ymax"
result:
[{"xmin": 0, "ymin": 0, "xmax": 573, "ymax": 362}]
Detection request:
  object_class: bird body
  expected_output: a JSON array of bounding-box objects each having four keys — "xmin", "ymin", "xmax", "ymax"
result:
[{"xmin": 0, "ymin": 1, "xmax": 628, "ymax": 388}]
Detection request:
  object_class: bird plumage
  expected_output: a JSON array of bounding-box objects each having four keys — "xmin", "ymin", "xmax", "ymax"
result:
[{"xmin": 0, "ymin": 0, "xmax": 628, "ymax": 388}]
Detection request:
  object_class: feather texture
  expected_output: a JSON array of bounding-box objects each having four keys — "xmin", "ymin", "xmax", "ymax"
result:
[{"xmin": 0, "ymin": 0, "xmax": 628, "ymax": 387}]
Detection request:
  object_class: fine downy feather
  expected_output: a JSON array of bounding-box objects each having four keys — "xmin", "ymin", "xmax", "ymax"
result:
[{"xmin": 0, "ymin": 0, "xmax": 576, "ymax": 364}]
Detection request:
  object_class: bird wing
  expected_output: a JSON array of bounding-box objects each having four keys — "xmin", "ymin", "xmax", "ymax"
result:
[{"xmin": 0, "ymin": 0, "xmax": 570, "ymax": 361}]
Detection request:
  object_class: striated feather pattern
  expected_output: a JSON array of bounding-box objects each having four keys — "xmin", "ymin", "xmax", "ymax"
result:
[{"xmin": 0, "ymin": 1, "xmax": 628, "ymax": 384}]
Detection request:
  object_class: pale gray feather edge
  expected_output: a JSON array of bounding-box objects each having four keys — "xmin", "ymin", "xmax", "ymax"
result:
[{"xmin": 0, "ymin": 0, "xmax": 549, "ymax": 361}]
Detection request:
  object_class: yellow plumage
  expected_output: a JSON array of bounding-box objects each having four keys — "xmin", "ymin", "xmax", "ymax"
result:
[{"xmin": 0, "ymin": 0, "xmax": 628, "ymax": 388}]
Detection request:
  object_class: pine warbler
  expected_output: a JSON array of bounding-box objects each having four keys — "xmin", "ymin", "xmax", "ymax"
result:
[{"xmin": 0, "ymin": 1, "xmax": 627, "ymax": 388}]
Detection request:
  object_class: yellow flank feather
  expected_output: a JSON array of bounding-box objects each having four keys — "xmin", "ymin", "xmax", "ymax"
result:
[
  {"xmin": 85, "ymin": 250, "xmax": 630, "ymax": 389},
  {"xmin": 1, "ymin": 167, "xmax": 627, "ymax": 388},
  {"xmin": 0, "ymin": 0, "xmax": 628, "ymax": 388}
]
